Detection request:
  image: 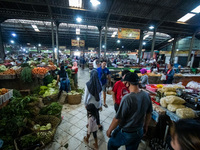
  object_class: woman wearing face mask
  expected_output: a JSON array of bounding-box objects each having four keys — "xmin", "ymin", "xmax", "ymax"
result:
[{"xmin": 170, "ymin": 119, "xmax": 200, "ymax": 150}]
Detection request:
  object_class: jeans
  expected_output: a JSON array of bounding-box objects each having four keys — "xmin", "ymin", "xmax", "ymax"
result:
[{"xmin": 108, "ymin": 126, "xmax": 143, "ymax": 150}]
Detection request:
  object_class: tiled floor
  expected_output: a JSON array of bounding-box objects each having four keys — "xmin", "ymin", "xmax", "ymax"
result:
[{"xmin": 44, "ymin": 68, "xmax": 150, "ymax": 150}]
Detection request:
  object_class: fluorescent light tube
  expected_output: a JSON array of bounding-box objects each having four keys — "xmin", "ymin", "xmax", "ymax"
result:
[{"xmin": 177, "ymin": 13, "xmax": 196, "ymax": 22}]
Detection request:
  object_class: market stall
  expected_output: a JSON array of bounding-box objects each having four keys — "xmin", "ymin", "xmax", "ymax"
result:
[{"xmin": 144, "ymin": 84, "xmax": 200, "ymax": 123}]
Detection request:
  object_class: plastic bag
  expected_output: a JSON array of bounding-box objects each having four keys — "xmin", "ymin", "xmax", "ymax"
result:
[
  {"xmin": 160, "ymin": 97, "xmax": 167, "ymax": 108},
  {"xmin": 176, "ymin": 108, "xmax": 195, "ymax": 118},
  {"xmin": 107, "ymin": 87, "xmax": 112, "ymax": 95},
  {"xmin": 58, "ymin": 91, "xmax": 67, "ymax": 104},
  {"xmin": 167, "ymin": 104, "xmax": 185, "ymax": 112},
  {"xmin": 161, "ymin": 74, "xmax": 166, "ymax": 81},
  {"xmin": 165, "ymin": 96, "xmax": 185, "ymax": 104},
  {"xmin": 164, "ymin": 92, "xmax": 176, "ymax": 96}
]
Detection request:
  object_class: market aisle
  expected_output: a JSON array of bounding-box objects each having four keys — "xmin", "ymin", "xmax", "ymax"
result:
[{"xmin": 44, "ymin": 68, "xmax": 149, "ymax": 150}]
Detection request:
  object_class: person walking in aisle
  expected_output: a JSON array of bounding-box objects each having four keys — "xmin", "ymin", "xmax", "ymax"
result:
[
  {"xmin": 112, "ymin": 70, "xmax": 130, "ymax": 113},
  {"xmin": 84, "ymin": 69, "xmax": 103, "ymax": 130},
  {"xmin": 107, "ymin": 72, "xmax": 152, "ymax": 150},
  {"xmin": 93, "ymin": 58, "xmax": 98, "ymax": 69},
  {"xmin": 97, "ymin": 61, "xmax": 111, "ymax": 108},
  {"xmin": 84, "ymin": 103, "xmax": 99, "ymax": 150}
]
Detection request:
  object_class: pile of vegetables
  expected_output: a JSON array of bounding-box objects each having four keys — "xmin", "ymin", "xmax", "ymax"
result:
[
  {"xmin": 33, "ymin": 123, "xmax": 52, "ymax": 131},
  {"xmin": 19, "ymin": 134, "xmax": 41, "ymax": 148},
  {"xmin": 0, "ymin": 96, "xmax": 39, "ymax": 150},
  {"xmin": 0, "ymin": 65, "xmax": 8, "ymax": 72},
  {"xmin": 68, "ymin": 89, "xmax": 84, "ymax": 95},
  {"xmin": 20, "ymin": 67, "xmax": 33, "ymax": 83},
  {"xmin": 43, "ymin": 75, "xmax": 54, "ymax": 85},
  {"xmin": 39, "ymin": 80, "xmax": 59, "ymax": 97},
  {"xmin": 46, "ymin": 65, "xmax": 57, "ymax": 71},
  {"xmin": 40, "ymin": 102, "xmax": 62, "ymax": 116},
  {"xmin": 0, "ymin": 68, "xmax": 15, "ymax": 75},
  {"xmin": 32, "ymin": 67, "xmax": 48, "ymax": 75},
  {"xmin": 33, "ymin": 123, "xmax": 54, "ymax": 145},
  {"xmin": 0, "ymin": 88, "xmax": 8, "ymax": 95}
]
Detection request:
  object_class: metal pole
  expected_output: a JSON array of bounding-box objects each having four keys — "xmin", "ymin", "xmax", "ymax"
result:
[
  {"xmin": 0, "ymin": 24, "xmax": 5, "ymax": 61},
  {"xmin": 51, "ymin": 20, "xmax": 55, "ymax": 62},
  {"xmin": 104, "ymin": 23, "xmax": 108, "ymax": 58},
  {"xmin": 138, "ymin": 30, "xmax": 144, "ymax": 64},
  {"xmin": 187, "ymin": 33, "xmax": 196, "ymax": 64},
  {"xmin": 170, "ymin": 36, "xmax": 178, "ymax": 64},
  {"xmin": 55, "ymin": 22, "xmax": 60, "ymax": 65},
  {"xmin": 98, "ymin": 26, "xmax": 102, "ymax": 58},
  {"xmin": 150, "ymin": 28, "xmax": 157, "ymax": 58}
]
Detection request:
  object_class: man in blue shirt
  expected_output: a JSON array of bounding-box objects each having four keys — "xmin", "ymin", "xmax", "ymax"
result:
[{"xmin": 97, "ymin": 61, "xmax": 111, "ymax": 108}]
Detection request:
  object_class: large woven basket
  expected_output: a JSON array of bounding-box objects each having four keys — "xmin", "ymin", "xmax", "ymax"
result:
[
  {"xmin": 14, "ymin": 133, "xmax": 45, "ymax": 150},
  {"xmin": 32, "ymin": 115, "xmax": 61, "ymax": 145},
  {"xmin": 67, "ymin": 94, "xmax": 82, "ymax": 105}
]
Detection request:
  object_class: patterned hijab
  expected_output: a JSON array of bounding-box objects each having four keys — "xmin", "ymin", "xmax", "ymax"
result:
[{"xmin": 86, "ymin": 69, "xmax": 102, "ymax": 101}]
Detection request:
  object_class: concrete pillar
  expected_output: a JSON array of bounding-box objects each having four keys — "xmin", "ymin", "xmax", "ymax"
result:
[
  {"xmin": 0, "ymin": 24, "xmax": 5, "ymax": 61},
  {"xmin": 55, "ymin": 21, "xmax": 60, "ymax": 65},
  {"xmin": 187, "ymin": 33, "xmax": 196, "ymax": 64},
  {"xmin": 170, "ymin": 36, "xmax": 178, "ymax": 64},
  {"xmin": 98, "ymin": 26, "xmax": 103, "ymax": 58},
  {"xmin": 150, "ymin": 29, "xmax": 157, "ymax": 58},
  {"xmin": 138, "ymin": 30, "xmax": 144, "ymax": 64},
  {"xmin": 51, "ymin": 20, "xmax": 55, "ymax": 62},
  {"xmin": 104, "ymin": 23, "xmax": 108, "ymax": 58}
]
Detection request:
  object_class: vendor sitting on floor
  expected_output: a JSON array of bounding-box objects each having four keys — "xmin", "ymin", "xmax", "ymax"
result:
[{"xmin": 139, "ymin": 68, "xmax": 149, "ymax": 88}]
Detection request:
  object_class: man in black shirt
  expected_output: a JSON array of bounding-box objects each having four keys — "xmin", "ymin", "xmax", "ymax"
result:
[{"xmin": 107, "ymin": 72, "xmax": 152, "ymax": 150}]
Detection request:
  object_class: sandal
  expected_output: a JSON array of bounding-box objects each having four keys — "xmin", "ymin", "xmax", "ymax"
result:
[
  {"xmin": 103, "ymin": 104, "xmax": 108, "ymax": 108},
  {"xmin": 83, "ymin": 136, "xmax": 89, "ymax": 144}
]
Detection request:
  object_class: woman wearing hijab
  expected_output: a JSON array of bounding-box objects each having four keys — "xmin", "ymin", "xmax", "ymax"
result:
[
  {"xmin": 72, "ymin": 62, "xmax": 78, "ymax": 88},
  {"xmin": 84, "ymin": 69, "xmax": 103, "ymax": 130},
  {"xmin": 139, "ymin": 68, "xmax": 149, "ymax": 88}
]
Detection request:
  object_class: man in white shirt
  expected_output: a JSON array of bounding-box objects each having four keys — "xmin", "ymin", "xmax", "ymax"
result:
[{"xmin": 93, "ymin": 58, "xmax": 98, "ymax": 69}]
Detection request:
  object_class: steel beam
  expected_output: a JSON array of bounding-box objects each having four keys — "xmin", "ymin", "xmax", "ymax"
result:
[
  {"xmin": 170, "ymin": 36, "xmax": 178, "ymax": 64},
  {"xmin": 98, "ymin": 26, "xmax": 103, "ymax": 58},
  {"xmin": 187, "ymin": 33, "xmax": 196, "ymax": 64},
  {"xmin": 0, "ymin": 24, "xmax": 5, "ymax": 61},
  {"xmin": 51, "ymin": 20, "xmax": 55, "ymax": 62},
  {"xmin": 150, "ymin": 28, "xmax": 157, "ymax": 57},
  {"xmin": 55, "ymin": 21, "xmax": 60, "ymax": 64},
  {"xmin": 138, "ymin": 30, "xmax": 144, "ymax": 64}
]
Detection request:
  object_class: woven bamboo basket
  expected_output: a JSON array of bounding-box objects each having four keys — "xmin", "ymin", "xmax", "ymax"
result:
[
  {"xmin": 32, "ymin": 115, "xmax": 61, "ymax": 145},
  {"xmin": 67, "ymin": 94, "xmax": 82, "ymax": 105},
  {"xmin": 14, "ymin": 133, "xmax": 45, "ymax": 150}
]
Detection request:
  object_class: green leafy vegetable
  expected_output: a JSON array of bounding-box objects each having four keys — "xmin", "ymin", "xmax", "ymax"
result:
[
  {"xmin": 43, "ymin": 75, "xmax": 54, "ymax": 85},
  {"xmin": 20, "ymin": 67, "xmax": 32, "ymax": 83},
  {"xmin": 13, "ymin": 89, "xmax": 22, "ymax": 97},
  {"xmin": 20, "ymin": 134, "xmax": 40, "ymax": 148},
  {"xmin": 40, "ymin": 102, "xmax": 62, "ymax": 115}
]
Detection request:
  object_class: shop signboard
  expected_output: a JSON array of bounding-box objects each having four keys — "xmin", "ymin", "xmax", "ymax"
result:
[
  {"xmin": 59, "ymin": 46, "xmax": 66, "ymax": 49},
  {"xmin": 71, "ymin": 40, "xmax": 85, "ymax": 47},
  {"xmin": 79, "ymin": 40, "xmax": 85, "ymax": 47},
  {"xmin": 71, "ymin": 39, "xmax": 79, "ymax": 47},
  {"xmin": 118, "ymin": 28, "xmax": 140, "ymax": 39},
  {"xmin": 88, "ymin": 47, "xmax": 95, "ymax": 51}
]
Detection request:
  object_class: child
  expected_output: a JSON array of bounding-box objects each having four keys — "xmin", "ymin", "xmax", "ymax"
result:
[{"xmin": 84, "ymin": 104, "xmax": 98, "ymax": 150}]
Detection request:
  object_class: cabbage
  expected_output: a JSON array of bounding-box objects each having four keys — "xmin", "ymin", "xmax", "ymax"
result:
[{"xmin": 0, "ymin": 65, "xmax": 7, "ymax": 72}]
